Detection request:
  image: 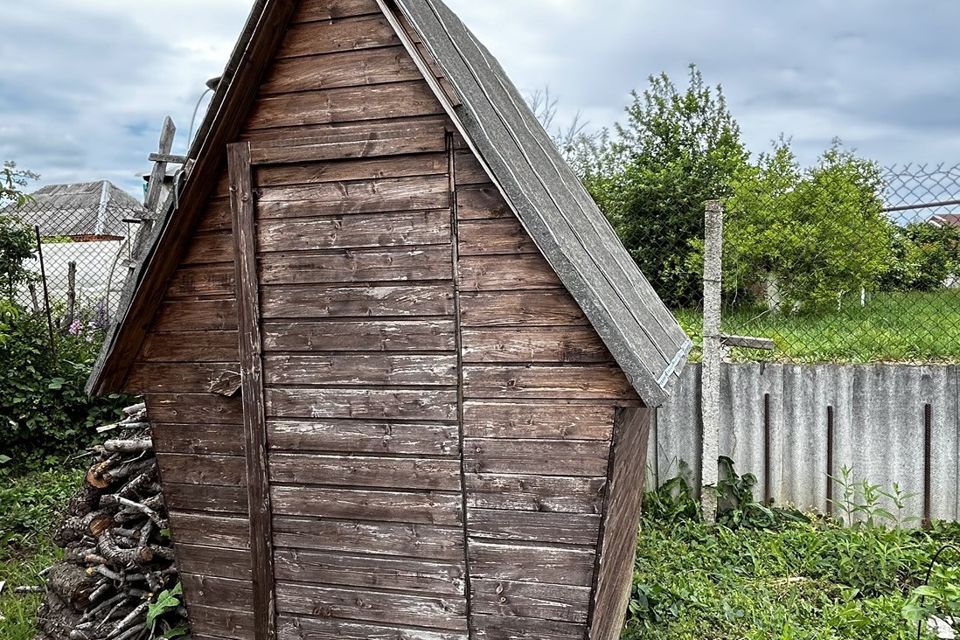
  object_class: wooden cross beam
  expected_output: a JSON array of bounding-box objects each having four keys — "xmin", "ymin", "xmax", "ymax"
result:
[
  {"xmin": 145, "ymin": 116, "xmax": 177, "ymax": 217},
  {"xmin": 130, "ymin": 117, "xmax": 177, "ymax": 271},
  {"xmin": 720, "ymin": 334, "xmax": 775, "ymax": 350},
  {"xmin": 148, "ymin": 152, "xmax": 188, "ymax": 165}
]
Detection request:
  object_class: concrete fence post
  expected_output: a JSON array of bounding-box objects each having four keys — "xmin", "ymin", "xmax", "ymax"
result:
[{"xmin": 701, "ymin": 200, "xmax": 724, "ymax": 522}]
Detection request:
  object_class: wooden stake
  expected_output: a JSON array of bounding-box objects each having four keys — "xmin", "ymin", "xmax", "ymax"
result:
[
  {"xmin": 34, "ymin": 226, "xmax": 57, "ymax": 366},
  {"xmin": 66, "ymin": 261, "xmax": 77, "ymax": 328}
]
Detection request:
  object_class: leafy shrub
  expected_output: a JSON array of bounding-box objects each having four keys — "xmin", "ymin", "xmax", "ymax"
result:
[
  {"xmin": 722, "ymin": 140, "xmax": 892, "ymax": 312},
  {"xmin": 882, "ymin": 222, "xmax": 960, "ymax": 292},
  {"xmin": 0, "ymin": 211, "xmax": 36, "ymax": 301},
  {"xmin": 0, "ymin": 301, "xmax": 126, "ymax": 467}
]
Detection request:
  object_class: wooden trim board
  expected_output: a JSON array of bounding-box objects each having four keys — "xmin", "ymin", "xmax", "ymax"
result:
[
  {"xmin": 588, "ymin": 407, "xmax": 652, "ymax": 639},
  {"xmin": 228, "ymin": 141, "xmax": 277, "ymax": 640}
]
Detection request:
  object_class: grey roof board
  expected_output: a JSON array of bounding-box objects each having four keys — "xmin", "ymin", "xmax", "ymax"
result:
[{"xmin": 393, "ymin": 0, "xmax": 692, "ymax": 405}]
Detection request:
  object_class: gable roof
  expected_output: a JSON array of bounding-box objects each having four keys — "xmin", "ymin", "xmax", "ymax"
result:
[
  {"xmin": 89, "ymin": 0, "xmax": 691, "ymax": 406},
  {"xmin": 3, "ymin": 181, "xmax": 145, "ymax": 237}
]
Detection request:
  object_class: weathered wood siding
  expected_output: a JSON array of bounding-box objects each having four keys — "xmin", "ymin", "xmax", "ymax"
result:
[
  {"xmin": 246, "ymin": 14, "xmax": 464, "ymax": 636},
  {"xmin": 452, "ymin": 142, "xmax": 640, "ymax": 640},
  {"xmin": 589, "ymin": 408, "xmax": 651, "ymax": 639},
  {"xmin": 123, "ymin": 1, "xmax": 649, "ymax": 638}
]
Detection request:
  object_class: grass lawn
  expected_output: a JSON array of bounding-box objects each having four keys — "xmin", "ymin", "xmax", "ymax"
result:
[
  {"xmin": 1, "ymin": 463, "xmax": 959, "ymax": 639},
  {"xmin": 0, "ymin": 465, "xmax": 83, "ymax": 640},
  {"xmin": 627, "ymin": 476, "xmax": 960, "ymax": 639},
  {"xmin": 675, "ymin": 290, "xmax": 960, "ymax": 363}
]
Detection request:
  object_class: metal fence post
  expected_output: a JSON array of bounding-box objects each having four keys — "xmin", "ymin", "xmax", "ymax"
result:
[{"xmin": 701, "ymin": 200, "xmax": 723, "ymax": 522}]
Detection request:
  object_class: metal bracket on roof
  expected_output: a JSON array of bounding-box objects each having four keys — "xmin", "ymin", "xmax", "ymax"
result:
[{"xmin": 657, "ymin": 339, "xmax": 693, "ymax": 389}]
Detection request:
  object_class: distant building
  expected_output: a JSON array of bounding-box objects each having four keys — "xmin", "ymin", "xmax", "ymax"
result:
[
  {"xmin": 930, "ymin": 213, "xmax": 960, "ymax": 228},
  {"xmin": 1, "ymin": 181, "xmax": 146, "ymax": 314},
  {"xmin": 6, "ymin": 180, "xmax": 145, "ymax": 241}
]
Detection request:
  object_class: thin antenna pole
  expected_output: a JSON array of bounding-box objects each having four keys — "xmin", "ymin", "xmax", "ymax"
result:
[{"xmin": 34, "ymin": 226, "xmax": 58, "ymax": 366}]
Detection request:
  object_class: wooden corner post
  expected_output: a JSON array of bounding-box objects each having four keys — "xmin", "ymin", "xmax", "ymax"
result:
[
  {"xmin": 701, "ymin": 200, "xmax": 723, "ymax": 523},
  {"xmin": 227, "ymin": 141, "xmax": 276, "ymax": 640},
  {"xmin": 589, "ymin": 407, "xmax": 653, "ymax": 639}
]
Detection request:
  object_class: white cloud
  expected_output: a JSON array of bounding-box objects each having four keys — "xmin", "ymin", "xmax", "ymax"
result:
[{"xmin": 2, "ymin": 0, "xmax": 958, "ymax": 199}]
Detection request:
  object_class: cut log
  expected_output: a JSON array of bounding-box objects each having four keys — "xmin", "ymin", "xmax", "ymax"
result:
[{"xmin": 45, "ymin": 564, "xmax": 98, "ymax": 610}]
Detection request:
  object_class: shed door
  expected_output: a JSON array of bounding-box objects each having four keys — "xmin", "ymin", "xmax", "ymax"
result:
[{"xmin": 227, "ymin": 138, "xmax": 469, "ymax": 639}]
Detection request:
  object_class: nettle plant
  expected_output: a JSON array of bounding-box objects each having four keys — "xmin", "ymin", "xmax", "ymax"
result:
[{"xmin": 829, "ymin": 465, "xmax": 919, "ymax": 529}]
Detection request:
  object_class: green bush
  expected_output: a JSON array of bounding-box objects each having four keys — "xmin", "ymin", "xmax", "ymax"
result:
[
  {"xmin": 722, "ymin": 140, "xmax": 893, "ymax": 312},
  {"xmin": 0, "ymin": 301, "xmax": 126, "ymax": 467},
  {"xmin": 0, "ymin": 465, "xmax": 83, "ymax": 640},
  {"xmin": 0, "ymin": 465, "xmax": 83, "ymax": 552},
  {"xmin": 883, "ymin": 222, "xmax": 960, "ymax": 292}
]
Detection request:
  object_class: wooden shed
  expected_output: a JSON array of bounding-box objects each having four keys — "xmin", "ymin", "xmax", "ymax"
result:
[{"xmin": 88, "ymin": 1, "xmax": 692, "ymax": 638}]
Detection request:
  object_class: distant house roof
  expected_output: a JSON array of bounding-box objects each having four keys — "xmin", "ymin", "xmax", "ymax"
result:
[
  {"xmin": 930, "ymin": 213, "xmax": 960, "ymax": 228},
  {"xmin": 5, "ymin": 181, "xmax": 145, "ymax": 238},
  {"xmin": 89, "ymin": 0, "xmax": 692, "ymax": 406}
]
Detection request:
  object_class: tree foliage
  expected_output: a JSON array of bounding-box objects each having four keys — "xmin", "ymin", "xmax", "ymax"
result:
[
  {"xmin": 584, "ymin": 65, "xmax": 750, "ymax": 307},
  {"xmin": 0, "ymin": 216, "xmax": 35, "ymax": 302},
  {"xmin": 882, "ymin": 222, "xmax": 960, "ymax": 292},
  {"xmin": 723, "ymin": 140, "xmax": 893, "ymax": 311},
  {"xmin": 561, "ymin": 67, "xmax": 900, "ymax": 312},
  {"xmin": 1, "ymin": 161, "xmax": 38, "ymax": 208},
  {"xmin": 0, "ymin": 162, "xmax": 38, "ymax": 301}
]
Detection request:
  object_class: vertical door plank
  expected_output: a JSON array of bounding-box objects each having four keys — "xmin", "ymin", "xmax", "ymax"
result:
[{"xmin": 228, "ymin": 141, "xmax": 276, "ymax": 640}]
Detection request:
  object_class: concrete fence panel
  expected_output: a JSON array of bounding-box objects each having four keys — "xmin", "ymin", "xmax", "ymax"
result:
[{"xmin": 652, "ymin": 363, "xmax": 960, "ymax": 522}]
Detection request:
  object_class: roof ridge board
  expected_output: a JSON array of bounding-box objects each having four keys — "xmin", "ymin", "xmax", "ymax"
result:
[
  {"xmin": 400, "ymin": 0, "xmax": 672, "ymax": 383},
  {"xmin": 451, "ymin": 19, "xmax": 684, "ymax": 361},
  {"xmin": 417, "ymin": 0, "xmax": 692, "ymax": 387},
  {"xmin": 393, "ymin": 0, "xmax": 672, "ymax": 401},
  {"xmin": 410, "ymin": 0, "xmax": 684, "ymax": 358}
]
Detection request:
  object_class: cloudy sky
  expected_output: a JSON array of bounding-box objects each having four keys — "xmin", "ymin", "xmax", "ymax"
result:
[{"xmin": 2, "ymin": 1, "xmax": 958, "ymax": 198}]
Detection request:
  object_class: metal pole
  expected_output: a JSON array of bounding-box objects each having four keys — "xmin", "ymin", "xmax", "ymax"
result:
[
  {"xmin": 701, "ymin": 201, "xmax": 723, "ymax": 523},
  {"xmin": 34, "ymin": 226, "xmax": 58, "ymax": 366}
]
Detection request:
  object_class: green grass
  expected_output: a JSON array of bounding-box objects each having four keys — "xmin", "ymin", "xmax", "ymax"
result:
[
  {"xmin": 627, "ymin": 515, "xmax": 960, "ymax": 639},
  {"xmin": 675, "ymin": 290, "xmax": 960, "ymax": 363},
  {"xmin": 0, "ymin": 465, "xmax": 83, "ymax": 640}
]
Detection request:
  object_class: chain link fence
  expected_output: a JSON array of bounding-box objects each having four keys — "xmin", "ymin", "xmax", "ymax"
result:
[
  {"xmin": 617, "ymin": 163, "xmax": 960, "ymax": 364},
  {"xmin": 1, "ymin": 181, "xmax": 147, "ymax": 331}
]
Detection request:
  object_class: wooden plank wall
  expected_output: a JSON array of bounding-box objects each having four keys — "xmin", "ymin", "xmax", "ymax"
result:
[
  {"xmin": 139, "ymin": 207, "xmax": 251, "ymax": 640},
  {"xmin": 129, "ymin": 1, "xmax": 465, "ymax": 638},
  {"xmin": 589, "ymin": 408, "xmax": 652, "ymax": 640},
  {"xmin": 252, "ymin": 3, "xmax": 467, "ymax": 638},
  {"xmin": 452, "ymin": 142, "xmax": 641, "ymax": 640},
  {"xmin": 125, "ymin": 1, "xmax": 649, "ymax": 638}
]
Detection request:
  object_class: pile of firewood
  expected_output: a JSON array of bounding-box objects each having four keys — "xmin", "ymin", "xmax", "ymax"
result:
[{"xmin": 34, "ymin": 403, "xmax": 188, "ymax": 640}]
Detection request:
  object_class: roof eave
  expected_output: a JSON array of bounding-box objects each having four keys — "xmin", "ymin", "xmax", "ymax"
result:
[{"xmin": 87, "ymin": 0, "xmax": 293, "ymax": 396}]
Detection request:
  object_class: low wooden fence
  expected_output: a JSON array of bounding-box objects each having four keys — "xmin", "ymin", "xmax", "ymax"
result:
[{"xmin": 649, "ymin": 363, "xmax": 959, "ymax": 522}]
